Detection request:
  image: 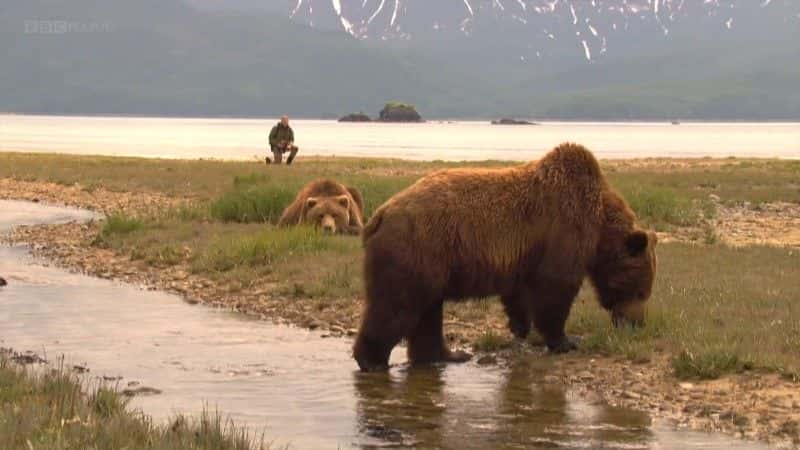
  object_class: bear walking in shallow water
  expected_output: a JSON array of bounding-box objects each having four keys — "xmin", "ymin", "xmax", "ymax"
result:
[
  {"xmin": 353, "ymin": 143, "xmax": 658, "ymax": 371},
  {"xmin": 278, "ymin": 179, "xmax": 365, "ymax": 235}
]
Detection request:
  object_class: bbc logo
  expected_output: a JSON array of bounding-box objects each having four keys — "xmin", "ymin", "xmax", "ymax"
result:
[{"xmin": 24, "ymin": 20, "xmax": 114, "ymax": 34}]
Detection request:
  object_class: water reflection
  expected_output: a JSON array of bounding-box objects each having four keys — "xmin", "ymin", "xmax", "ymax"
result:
[{"xmin": 354, "ymin": 360, "xmax": 656, "ymax": 449}]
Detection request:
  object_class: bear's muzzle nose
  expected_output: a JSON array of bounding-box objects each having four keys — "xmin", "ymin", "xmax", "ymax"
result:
[
  {"xmin": 320, "ymin": 215, "xmax": 336, "ymax": 234},
  {"xmin": 612, "ymin": 301, "xmax": 646, "ymax": 328}
]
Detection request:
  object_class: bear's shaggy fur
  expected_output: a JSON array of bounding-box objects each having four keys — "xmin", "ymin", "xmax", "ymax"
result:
[
  {"xmin": 353, "ymin": 143, "xmax": 658, "ymax": 371},
  {"xmin": 278, "ymin": 179, "xmax": 365, "ymax": 235}
]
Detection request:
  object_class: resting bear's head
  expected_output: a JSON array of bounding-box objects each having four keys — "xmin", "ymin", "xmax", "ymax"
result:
[
  {"xmin": 591, "ymin": 229, "xmax": 658, "ymax": 328},
  {"xmin": 303, "ymin": 195, "xmax": 352, "ymax": 234}
]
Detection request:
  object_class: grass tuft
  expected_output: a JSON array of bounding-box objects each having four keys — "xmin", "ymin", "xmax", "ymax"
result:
[
  {"xmin": 473, "ymin": 330, "xmax": 507, "ymax": 352},
  {"xmin": 210, "ymin": 185, "xmax": 298, "ymax": 224},
  {"xmin": 672, "ymin": 348, "xmax": 750, "ymax": 380},
  {"xmin": 616, "ymin": 182, "xmax": 696, "ymax": 228},
  {"xmin": 193, "ymin": 226, "xmax": 344, "ymax": 273},
  {"xmin": 94, "ymin": 214, "xmax": 145, "ymax": 247},
  {"xmin": 101, "ymin": 214, "xmax": 145, "ymax": 236}
]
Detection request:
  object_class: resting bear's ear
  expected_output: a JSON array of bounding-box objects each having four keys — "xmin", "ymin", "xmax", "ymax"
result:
[
  {"xmin": 625, "ymin": 231, "xmax": 649, "ymax": 256},
  {"xmin": 336, "ymin": 195, "xmax": 350, "ymax": 209},
  {"xmin": 306, "ymin": 197, "xmax": 318, "ymax": 209}
]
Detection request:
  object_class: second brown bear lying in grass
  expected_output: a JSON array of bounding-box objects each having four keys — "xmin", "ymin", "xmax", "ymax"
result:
[
  {"xmin": 353, "ymin": 142, "xmax": 658, "ymax": 371},
  {"xmin": 278, "ymin": 179, "xmax": 365, "ymax": 235}
]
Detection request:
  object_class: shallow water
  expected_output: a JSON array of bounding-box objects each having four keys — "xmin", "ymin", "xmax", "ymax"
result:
[
  {"xmin": 1, "ymin": 114, "xmax": 798, "ymax": 161},
  {"xmin": 0, "ymin": 201, "xmax": 772, "ymax": 449}
]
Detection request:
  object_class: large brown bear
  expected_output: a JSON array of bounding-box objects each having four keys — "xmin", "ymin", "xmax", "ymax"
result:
[
  {"xmin": 353, "ymin": 143, "xmax": 657, "ymax": 371},
  {"xmin": 278, "ymin": 179, "xmax": 365, "ymax": 235}
]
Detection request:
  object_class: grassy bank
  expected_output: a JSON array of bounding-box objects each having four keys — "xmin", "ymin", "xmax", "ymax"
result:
[
  {"xmin": 2, "ymin": 152, "xmax": 799, "ymax": 381},
  {"xmin": 0, "ymin": 354, "xmax": 267, "ymax": 450}
]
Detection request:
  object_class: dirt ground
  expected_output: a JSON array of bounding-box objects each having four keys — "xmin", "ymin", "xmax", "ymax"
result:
[{"xmin": 2, "ymin": 176, "xmax": 800, "ymax": 449}]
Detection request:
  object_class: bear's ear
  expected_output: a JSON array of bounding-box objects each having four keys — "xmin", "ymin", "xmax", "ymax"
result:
[
  {"xmin": 306, "ymin": 197, "xmax": 318, "ymax": 209},
  {"xmin": 625, "ymin": 231, "xmax": 649, "ymax": 256},
  {"xmin": 336, "ymin": 195, "xmax": 350, "ymax": 209}
]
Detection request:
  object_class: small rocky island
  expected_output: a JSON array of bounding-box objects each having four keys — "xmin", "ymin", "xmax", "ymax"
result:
[
  {"xmin": 378, "ymin": 102, "xmax": 423, "ymax": 122},
  {"xmin": 338, "ymin": 112, "xmax": 371, "ymax": 122},
  {"xmin": 491, "ymin": 118, "xmax": 539, "ymax": 125},
  {"xmin": 339, "ymin": 102, "xmax": 424, "ymax": 123}
]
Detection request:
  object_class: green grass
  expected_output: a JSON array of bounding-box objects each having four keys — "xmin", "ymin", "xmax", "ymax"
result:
[
  {"xmin": 0, "ymin": 355, "xmax": 269, "ymax": 450},
  {"xmin": 473, "ymin": 331, "xmax": 508, "ymax": 352},
  {"xmin": 192, "ymin": 226, "xmax": 351, "ymax": 274},
  {"xmin": 102, "ymin": 214, "xmax": 145, "ymax": 235},
  {"xmin": 672, "ymin": 349, "xmax": 750, "ymax": 380},
  {"xmin": 615, "ymin": 182, "xmax": 697, "ymax": 228},
  {"xmin": 210, "ymin": 184, "xmax": 299, "ymax": 223},
  {"xmin": 94, "ymin": 214, "xmax": 145, "ymax": 246}
]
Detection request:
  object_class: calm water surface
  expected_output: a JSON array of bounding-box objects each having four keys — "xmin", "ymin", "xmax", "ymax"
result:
[
  {"xmin": 1, "ymin": 115, "xmax": 797, "ymax": 161},
  {"xmin": 0, "ymin": 200, "xmax": 773, "ymax": 449}
]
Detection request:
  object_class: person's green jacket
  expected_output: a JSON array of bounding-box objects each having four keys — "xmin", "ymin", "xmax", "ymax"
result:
[{"xmin": 269, "ymin": 123, "xmax": 294, "ymax": 148}]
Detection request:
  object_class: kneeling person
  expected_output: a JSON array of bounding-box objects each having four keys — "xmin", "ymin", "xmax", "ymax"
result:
[{"xmin": 268, "ymin": 115, "xmax": 299, "ymax": 165}]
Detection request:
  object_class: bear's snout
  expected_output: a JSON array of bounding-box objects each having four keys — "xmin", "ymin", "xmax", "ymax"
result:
[
  {"xmin": 320, "ymin": 215, "xmax": 336, "ymax": 233},
  {"xmin": 612, "ymin": 301, "xmax": 646, "ymax": 328}
]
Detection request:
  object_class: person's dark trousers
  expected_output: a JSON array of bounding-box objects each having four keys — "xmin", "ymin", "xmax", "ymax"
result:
[{"xmin": 269, "ymin": 145, "xmax": 299, "ymax": 165}]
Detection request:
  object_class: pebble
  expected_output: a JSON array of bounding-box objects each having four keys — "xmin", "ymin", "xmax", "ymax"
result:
[
  {"xmin": 477, "ymin": 355, "xmax": 497, "ymax": 365},
  {"xmin": 622, "ymin": 391, "xmax": 642, "ymax": 400},
  {"xmin": 122, "ymin": 386, "xmax": 163, "ymax": 397},
  {"xmin": 542, "ymin": 375, "xmax": 560, "ymax": 384},
  {"xmin": 577, "ymin": 370, "xmax": 595, "ymax": 381}
]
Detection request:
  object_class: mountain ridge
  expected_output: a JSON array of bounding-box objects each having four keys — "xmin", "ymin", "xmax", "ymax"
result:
[{"xmin": 1, "ymin": 0, "xmax": 798, "ymax": 119}]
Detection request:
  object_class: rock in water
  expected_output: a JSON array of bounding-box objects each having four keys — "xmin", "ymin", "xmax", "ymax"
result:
[
  {"xmin": 378, "ymin": 102, "xmax": 423, "ymax": 122},
  {"xmin": 491, "ymin": 118, "xmax": 538, "ymax": 125}
]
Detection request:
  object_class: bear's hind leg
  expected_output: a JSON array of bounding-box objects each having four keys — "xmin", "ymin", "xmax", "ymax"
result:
[
  {"xmin": 407, "ymin": 302, "xmax": 472, "ymax": 365},
  {"xmin": 530, "ymin": 279, "xmax": 581, "ymax": 354},
  {"xmin": 501, "ymin": 290, "xmax": 531, "ymax": 339}
]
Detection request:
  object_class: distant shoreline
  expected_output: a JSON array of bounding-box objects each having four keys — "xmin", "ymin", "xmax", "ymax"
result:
[{"xmin": 3, "ymin": 112, "xmax": 799, "ymax": 124}]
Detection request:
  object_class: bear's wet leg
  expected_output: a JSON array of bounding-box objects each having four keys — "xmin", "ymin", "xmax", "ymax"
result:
[
  {"xmin": 501, "ymin": 290, "xmax": 531, "ymax": 339},
  {"xmin": 354, "ymin": 300, "xmax": 415, "ymax": 372},
  {"xmin": 531, "ymin": 280, "xmax": 580, "ymax": 354},
  {"xmin": 407, "ymin": 301, "xmax": 472, "ymax": 365}
]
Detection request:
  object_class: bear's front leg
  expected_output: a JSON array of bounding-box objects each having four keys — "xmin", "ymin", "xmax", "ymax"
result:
[
  {"xmin": 530, "ymin": 279, "xmax": 581, "ymax": 354},
  {"xmin": 353, "ymin": 302, "xmax": 410, "ymax": 371},
  {"xmin": 353, "ymin": 333, "xmax": 394, "ymax": 372}
]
